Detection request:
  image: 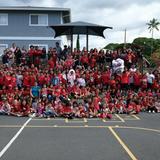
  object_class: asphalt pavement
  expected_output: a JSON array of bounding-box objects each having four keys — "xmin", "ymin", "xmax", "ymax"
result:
[{"xmin": 0, "ymin": 113, "xmax": 159, "ymax": 160}]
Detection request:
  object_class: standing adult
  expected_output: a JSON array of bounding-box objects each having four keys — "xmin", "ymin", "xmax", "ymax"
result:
[
  {"xmin": 55, "ymin": 42, "xmax": 62, "ymax": 60},
  {"xmin": 14, "ymin": 47, "xmax": 22, "ymax": 66},
  {"xmin": 10, "ymin": 43, "xmax": 16, "ymax": 53}
]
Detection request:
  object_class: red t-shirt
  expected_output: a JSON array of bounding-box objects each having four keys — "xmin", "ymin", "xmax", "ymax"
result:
[
  {"xmin": 4, "ymin": 75, "xmax": 12, "ymax": 86},
  {"xmin": 121, "ymin": 72, "xmax": 129, "ymax": 84},
  {"xmin": 0, "ymin": 74, "xmax": 4, "ymax": 85},
  {"xmin": 11, "ymin": 77, "xmax": 16, "ymax": 88},
  {"xmin": 90, "ymin": 58, "xmax": 96, "ymax": 68},
  {"xmin": 48, "ymin": 59, "xmax": 55, "ymax": 69},
  {"xmin": 81, "ymin": 55, "xmax": 89, "ymax": 64},
  {"xmin": 64, "ymin": 59, "xmax": 74, "ymax": 68},
  {"xmin": 29, "ymin": 75, "xmax": 36, "ymax": 87},
  {"xmin": 23, "ymin": 75, "xmax": 30, "ymax": 87},
  {"xmin": 38, "ymin": 75, "xmax": 45, "ymax": 86},
  {"xmin": 28, "ymin": 49, "xmax": 35, "ymax": 57},
  {"xmin": 109, "ymin": 79, "xmax": 116, "ymax": 88},
  {"xmin": 134, "ymin": 73, "xmax": 141, "ymax": 86}
]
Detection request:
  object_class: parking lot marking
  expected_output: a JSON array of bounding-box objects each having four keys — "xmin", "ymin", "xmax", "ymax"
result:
[
  {"xmin": 0, "ymin": 124, "xmax": 159, "ymax": 134},
  {"xmin": 0, "ymin": 125, "xmax": 21, "ymax": 128},
  {"xmin": 65, "ymin": 118, "xmax": 68, "ymax": 123},
  {"xmin": 108, "ymin": 126, "xmax": 138, "ymax": 160},
  {"xmin": 66, "ymin": 118, "xmax": 86, "ymax": 123},
  {"xmin": 132, "ymin": 115, "xmax": 140, "ymax": 120},
  {"xmin": 115, "ymin": 114, "xmax": 125, "ymax": 122},
  {"xmin": 0, "ymin": 118, "xmax": 32, "ymax": 158},
  {"xmin": 32, "ymin": 114, "xmax": 139, "ymax": 122},
  {"xmin": 32, "ymin": 118, "xmax": 65, "ymax": 121},
  {"xmin": 83, "ymin": 118, "xmax": 87, "ymax": 123},
  {"xmin": 112, "ymin": 126, "xmax": 160, "ymax": 134}
]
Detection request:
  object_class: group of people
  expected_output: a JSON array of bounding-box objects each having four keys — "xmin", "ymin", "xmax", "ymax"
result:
[{"xmin": 0, "ymin": 42, "xmax": 160, "ymax": 119}]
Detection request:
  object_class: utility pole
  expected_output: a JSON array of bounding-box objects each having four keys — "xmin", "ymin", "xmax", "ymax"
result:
[{"xmin": 124, "ymin": 28, "xmax": 127, "ymax": 48}]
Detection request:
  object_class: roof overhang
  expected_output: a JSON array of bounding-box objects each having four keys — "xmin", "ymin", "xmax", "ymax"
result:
[{"xmin": 0, "ymin": 6, "xmax": 70, "ymax": 12}]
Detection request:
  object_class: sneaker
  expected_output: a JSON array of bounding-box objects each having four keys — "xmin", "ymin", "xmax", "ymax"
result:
[{"xmin": 149, "ymin": 110, "xmax": 151, "ymax": 113}]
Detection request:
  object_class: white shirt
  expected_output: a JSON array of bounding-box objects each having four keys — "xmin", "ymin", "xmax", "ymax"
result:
[
  {"xmin": 147, "ymin": 73, "xmax": 155, "ymax": 84},
  {"xmin": 67, "ymin": 69, "xmax": 76, "ymax": 86},
  {"xmin": 112, "ymin": 58, "xmax": 124, "ymax": 73},
  {"xmin": 77, "ymin": 78, "xmax": 86, "ymax": 87}
]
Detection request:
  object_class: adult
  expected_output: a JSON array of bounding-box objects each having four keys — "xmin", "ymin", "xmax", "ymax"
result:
[
  {"xmin": 112, "ymin": 57, "xmax": 124, "ymax": 74},
  {"xmin": 14, "ymin": 47, "xmax": 22, "ymax": 66},
  {"xmin": 61, "ymin": 45, "xmax": 68, "ymax": 60},
  {"xmin": 55, "ymin": 42, "xmax": 62, "ymax": 60},
  {"xmin": 146, "ymin": 71, "xmax": 155, "ymax": 89},
  {"xmin": 10, "ymin": 43, "xmax": 16, "ymax": 53}
]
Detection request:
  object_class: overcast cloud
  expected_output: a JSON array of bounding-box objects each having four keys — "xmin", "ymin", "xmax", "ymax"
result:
[{"xmin": 0, "ymin": 0, "xmax": 160, "ymax": 49}]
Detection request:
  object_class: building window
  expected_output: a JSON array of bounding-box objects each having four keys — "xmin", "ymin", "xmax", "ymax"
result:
[
  {"xmin": 0, "ymin": 44, "xmax": 8, "ymax": 56},
  {"xmin": 29, "ymin": 14, "xmax": 48, "ymax": 26},
  {"xmin": 0, "ymin": 14, "xmax": 8, "ymax": 25}
]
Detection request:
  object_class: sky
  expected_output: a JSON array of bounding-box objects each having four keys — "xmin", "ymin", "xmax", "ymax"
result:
[{"xmin": 0, "ymin": 0, "xmax": 160, "ymax": 49}]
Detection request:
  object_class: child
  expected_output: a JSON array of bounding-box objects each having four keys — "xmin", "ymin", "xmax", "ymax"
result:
[
  {"xmin": 0, "ymin": 99, "xmax": 11, "ymax": 115},
  {"xmin": 20, "ymin": 99, "xmax": 30, "ymax": 116},
  {"xmin": 43, "ymin": 102, "xmax": 57, "ymax": 118},
  {"xmin": 41, "ymin": 85, "xmax": 48, "ymax": 98},
  {"xmin": 98, "ymin": 103, "xmax": 112, "ymax": 119}
]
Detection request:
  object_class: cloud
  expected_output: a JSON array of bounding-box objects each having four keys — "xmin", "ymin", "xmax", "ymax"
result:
[
  {"xmin": 0, "ymin": 0, "xmax": 56, "ymax": 6},
  {"xmin": 78, "ymin": 0, "xmax": 160, "ymax": 10}
]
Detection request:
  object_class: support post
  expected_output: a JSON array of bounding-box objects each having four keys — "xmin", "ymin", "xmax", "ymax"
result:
[
  {"xmin": 86, "ymin": 27, "xmax": 89, "ymax": 52},
  {"xmin": 70, "ymin": 27, "xmax": 73, "ymax": 53}
]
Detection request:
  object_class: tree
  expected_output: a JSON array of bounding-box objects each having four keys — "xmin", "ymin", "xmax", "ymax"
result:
[
  {"xmin": 147, "ymin": 18, "xmax": 160, "ymax": 54},
  {"xmin": 76, "ymin": 34, "xmax": 80, "ymax": 50},
  {"xmin": 147, "ymin": 18, "xmax": 160, "ymax": 38}
]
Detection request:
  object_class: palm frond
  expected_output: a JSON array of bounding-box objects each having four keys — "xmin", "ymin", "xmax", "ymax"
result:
[{"xmin": 147, "ymin": 18, "xmax": 160, "ymax": 33}]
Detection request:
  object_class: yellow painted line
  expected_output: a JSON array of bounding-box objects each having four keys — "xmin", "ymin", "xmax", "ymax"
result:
[
  {"xmin": 123, "ymin": 119, "xmax": 140, "ymax": 121},
  {"xmin": 32, "ymin": 118, "xmax": 65, "ymax": 121},
  {"xmin": 0, "ymin": 124, "xmax": 160, "ymax": 134},
  {"xmin": 102, "ymin": 119, "xmax": 123, "ymax": 123},
  {"xmin": 32, "ymin": 118, "xmax": 125, "ymax": 122},
  {"xmin": 66, "ymin": 120, "xmax": 85, "ymax": 123},
  {"xmin": 65, "ymin": 118, "xmax": 68, "ymax": 123},
  {"xmin": 126, "ymin": 115, "xmax": 132, "ymax": 117},
  {"xmin": 27, "ymin": 125, "xmax": 55, "ymax": 128},
  {"xmin": 112, "ymin": 126, "xmax": 160, "ymax": 134},
  {"xmin": 108, "ymin": 127, "xmax": 138, "ymax": 160},
  {"xmin": 86, "ymin": 119, "xmax": 101, "ymax": 121},
  {"xmin": 104, "ymin": 120, "xmax": 123, "ymax": 123},
  {"xmin": 115, "ymin": 114, "xmax": 125, "ymax": 122},
  {"xmin": 83, "ymin": 118, "xmax": 87, "ymax": 123},
  {"xmin": 132, "ymin": 115, "xmax": 140, "ymax": 120},
  {"xmin": 0, "ymin": 125, "xmax": 22, "ymax": 128},
  {"xmin": 66, "ymin": 118, "xmax": 85, "ymax": 123}
]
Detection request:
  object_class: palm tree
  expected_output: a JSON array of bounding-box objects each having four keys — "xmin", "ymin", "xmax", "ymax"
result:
[
  {"xmin": 146, "ymin": 18, "xmax": 160, "ymax": 54},
  {"xmin": 147, "ymin": 18, "xmax": 160, "ymax": 38}
]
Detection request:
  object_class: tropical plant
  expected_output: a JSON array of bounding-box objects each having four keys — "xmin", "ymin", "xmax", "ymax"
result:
[
  {"xmin": 147, "ymin": 18, "xmax": 160, "ymax": 38},
  {"xmin": 76, "ymin": 34, "xmax": 80, "ymax": 50},
  {"xmin": 147, "ymin": 18, "xmax": 160, "ymax": 54}
]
